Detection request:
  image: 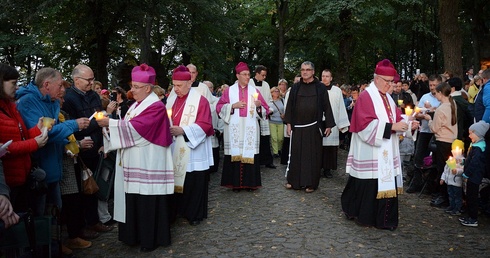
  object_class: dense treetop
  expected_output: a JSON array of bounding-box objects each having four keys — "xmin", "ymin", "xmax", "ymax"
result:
[{"xmin": 1, "ymin": 0, "xmax": 488, "ymax": 89}]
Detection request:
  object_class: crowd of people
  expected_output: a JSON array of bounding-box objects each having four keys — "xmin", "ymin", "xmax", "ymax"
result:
[{"xmin": 1, "ymin": 59, "xmax": 490, "ymax": 257}]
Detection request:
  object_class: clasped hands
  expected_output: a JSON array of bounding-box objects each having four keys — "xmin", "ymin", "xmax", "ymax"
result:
[{"xmin": 232, "ymin": 100, "xmax": 261, "ymax": 109}]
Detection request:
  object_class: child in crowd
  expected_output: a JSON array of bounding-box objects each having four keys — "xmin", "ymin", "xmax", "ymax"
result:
[
  {"xmin": 440, "ymin": 139, "xmax": 465, "ymax": 216},
  {"xmin": 460, "ymin": 121, "xmax": 489, "ymax": 227}
]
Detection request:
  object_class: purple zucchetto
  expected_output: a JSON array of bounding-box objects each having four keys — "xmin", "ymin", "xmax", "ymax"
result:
[
  {"xmin": 132, "ymin": 64, "xmax": 156, "ymax": 84},
  {"xmin": 235, "ymin": 62, "xmax": 249, "ymax": 74},
  {"xmin": 172, "ymin": 65, "xmax": 191, "ymax": 81},
  {"xmin": 375, "ymin": 59, "xmax": 397, "ymax": 77}
]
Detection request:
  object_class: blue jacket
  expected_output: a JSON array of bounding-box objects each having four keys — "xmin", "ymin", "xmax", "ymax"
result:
[
  {"xmin": 479, "ymin": 81, "xmax": 490, "ymax": 122},
  {"xmin": 15, "ymin": 82, "xmax": 79, "ymax": 183},
  {"xmin": 462, "ymin": 141, "xmax": 486, "ymax": 185}
]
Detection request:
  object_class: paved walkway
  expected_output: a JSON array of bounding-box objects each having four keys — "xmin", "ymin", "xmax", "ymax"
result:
[{"xmin": 77, "ymin": 149, "xmax": 489, "ymax": 257}]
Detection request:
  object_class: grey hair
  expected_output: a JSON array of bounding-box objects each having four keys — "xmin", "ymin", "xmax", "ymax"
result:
[
  {"xmin": 301, "ymin": 61, "xmax": 314, "ymax": 70},
  {"xmin": 35, "ymin": 68, "xmax": 60, "ymax": 88},
  {"xmin": 278, "ymin": 79, "xmax": 288, "ymax": 85},
  {"xmin": 481, "ymin": 69, "xmax": 490, "ymax": 80}
]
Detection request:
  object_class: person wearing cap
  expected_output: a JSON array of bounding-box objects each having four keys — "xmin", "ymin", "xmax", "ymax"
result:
[
  {"xmin": 249, "ymin": 65, "xmax": 276, "ymax": 169},
  {"xmin": 459, "ymin": 120, "xmax": 490, "ymax": 227},
  {"xmin": 217, "ymin": 62, "xmax": 270, "ymax": 192},
  {"xmin": 96, "ymin": 63, "xmax": 174, "ymax": 251},
  {"xmin": 283, "ymin": 61, "xmax": 335, "ymax": 193},
  {"xmin": 166, "ymin": 65, "xmax": 214, "ymax": 226},
  {"xmin": 341, "ymin": 59, "xmax": 419, "ymax": 230}
]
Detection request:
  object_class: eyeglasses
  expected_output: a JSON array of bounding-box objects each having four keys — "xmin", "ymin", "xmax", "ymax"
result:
[
  {"xmin": 77, "ymin": 77, "xmax": 95, "ymax": 83},
  {"xmin": 130, "ymin": 84, "xmax": 149, "ymax": 89},
  {"xmin": 378, "ymin": 76, "xmax": 394, "ymax": 84},
  {"xmin": 300, "ymin": 68, "xmax": 313, "ymax": 72}
]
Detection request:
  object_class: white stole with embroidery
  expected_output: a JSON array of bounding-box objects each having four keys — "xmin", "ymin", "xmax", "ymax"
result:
[
  {"xmin": 166, "ymin": 89, "xmax": 200, "ymax": 193},
  {"xmin": 366, "ymin": 83, "xmax": 403, "ymax": 199},
  {"xmin": 228, "ymin": 85, "xmax": 259, "ymax": 164}
]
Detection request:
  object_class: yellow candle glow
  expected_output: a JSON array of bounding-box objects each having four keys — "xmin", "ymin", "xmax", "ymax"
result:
[
  {"xmin": 397, "ymin": 99, "xmax": 403, "ymax": 106},
  {"xmin": 414, "ymin": 106, "xmax": 421, "ymax": 113},
  {"xmin": 404, "ymin": 107, "xmax": 413, "ymax": 116},
  {"xmin": 167, "ymin": 109, "xmax": 172, "ymax": 119},
  {"xmin": 451, "ymin": 146, "xmax": 462, "ymax": 158},
  {"xmin": 252, "ymin": 92, "xmax": 259, "ymax": 100},
  {"xmin": 42, "ymin": 117, "xmax": 54, "ymax": 129},
  {"xmin": 94, "ymin": 112, "xmax": 105, "ymax": 120},
  {"xmin": 446, "ymin": 156, "xmax": 457, "ymax": 169}
]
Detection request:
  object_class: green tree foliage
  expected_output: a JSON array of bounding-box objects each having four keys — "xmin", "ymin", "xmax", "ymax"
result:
[{"xmin": 1, "ymin": 0, "xmax": 488, "ymax": 89}]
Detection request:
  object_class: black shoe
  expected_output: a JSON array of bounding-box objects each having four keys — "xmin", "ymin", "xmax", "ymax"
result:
[
  {"xmin": 430, "ymin": 196, "xmax": 449, "ymax": 208},
  {"xmin": 323, "ymin": 169, "xmax": 333, "ymax": 178},
  {"xmin": 140, "ymin": 246, "xmax": 157, "ymax": 252},
  {"xmin": 405, "ymin": 184, "xmax": 422, "ymax": 193},
  {"xmin": 189, "ymin": 220, "xmax": 200, "ymax": 226},
  {"xmin": 265, "ymin": 164, "xmax": 277, "ymax": 169},
  {"xmin": 103, "ymin": 219, "xmax": 117, "ymax": 227}
]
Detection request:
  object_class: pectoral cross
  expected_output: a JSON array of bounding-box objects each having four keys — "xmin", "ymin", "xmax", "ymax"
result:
[{"xmin": 182, "ymin": 105, "xmax": 196, "ymax": 125}]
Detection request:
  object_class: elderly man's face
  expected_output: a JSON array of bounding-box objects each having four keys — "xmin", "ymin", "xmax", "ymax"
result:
[
  {"xmin": 173, "ymin": 80, "xmax": 191, "ymax": 98},
  {"xmin": 46, "ymin": 75, "xmax": 64, "ymax": 101},
  {"xmin": 74, "ymin": 67, "xmax": 95, "ymax": 92},
  {"xmin": 375, "ymin": 75, "xmax": 394, "ymax": 94},
  {"xmin": 300, "ymin": 64, "xmax": 314, "ymax": 82},
  {"xmin": 130, "ymin": 82, "xmax": 151, "ymax": 102},
  {"xmin": 236, "ymin": 70, "xmax": 250, "ymax": 86},
  {"xmin": 188, "ymin": 66, "xmax": 198, "ymax": 82}
]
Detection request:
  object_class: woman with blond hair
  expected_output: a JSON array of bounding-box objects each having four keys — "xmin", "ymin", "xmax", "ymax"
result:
[{"xmin": 269, "ymin": 86, "xmax": 285, "ymax": 158}]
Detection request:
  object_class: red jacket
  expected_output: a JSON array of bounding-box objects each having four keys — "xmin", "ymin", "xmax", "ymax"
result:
[{"xmin": 0, "ymin": 99, "xmax": 41, "ymax": 187}]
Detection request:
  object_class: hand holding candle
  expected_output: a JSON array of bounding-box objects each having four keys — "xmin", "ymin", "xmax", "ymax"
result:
[{"xmin": 252, "ymin": 92, "xmax": 259, "ymax": 100}]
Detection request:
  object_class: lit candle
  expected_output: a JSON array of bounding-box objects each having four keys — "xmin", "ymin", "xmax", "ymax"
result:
[
  {"xmin": 42, "ymin": 117, "xmax": 54, "ymax": 129},
  {"xmin": 404, "ymin": 107, "xmax": 413, "ymax": 117},
  {"xmin": 414, "ymin": 106, "xmax": 421, "ymax": 114},
  {"xmin": 397, "ymin": 99, "xmax": 403, "ymax": 106},
  {"xmin": 252, "ymin": 92, "xmax": 259, "ymax": 100},
  {"xmin": 94, "ymin": 112, "xmax": 105, "ymax": 120},
  {"xmin": 451, "ymin": 146, "xmax": 462, "ymax": 158},
  {"xmin": 446, "ymin": 156, "xmax": 457, "ymax": 169},
  {"xmin": 167, "ymin": 109, "xmax": 173, "ymax": 126}
]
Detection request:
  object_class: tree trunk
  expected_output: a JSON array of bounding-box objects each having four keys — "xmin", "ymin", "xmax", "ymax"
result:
[
  {"xmin": 276, "ymin": 0, "xmax": 288, "ymax": 80},
  {"xmin": 337, "ymin": 8, "xmax": 353, "ymax": 84},
  {"xmin": 140, "ymin": 15, "xmax": 153, "ymax": 64},
  {"xmin": 438, "ymin": 0, "xmax": 463, "ymax": 78}
]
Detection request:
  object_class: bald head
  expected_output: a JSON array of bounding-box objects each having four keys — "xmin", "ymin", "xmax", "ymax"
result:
[{"xmin": 72, "ymin": 64, "xmax": 95, "ymax": 92}]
